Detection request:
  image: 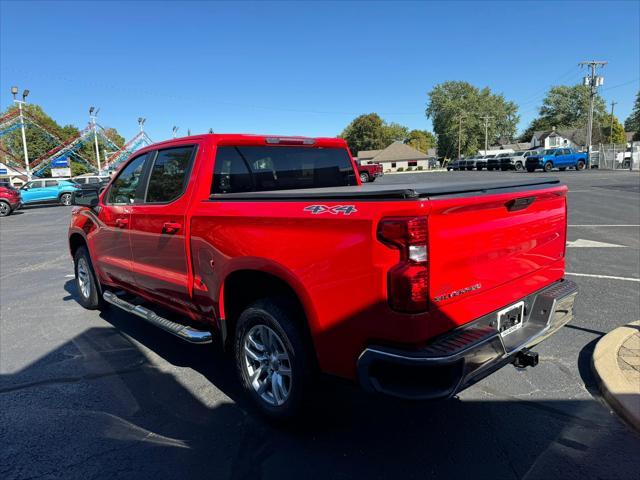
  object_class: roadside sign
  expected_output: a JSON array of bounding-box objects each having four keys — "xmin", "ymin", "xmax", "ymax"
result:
[
  {"xmin": 51, "ymin": 167, "xmax": 71, "ymax": 177},
  {"xmin": 51, "ymin": 157, "xmax": 69, "ymax": 168},
  {"xmin": 0, "ymin": 168, "xmax": 7, "ymax": 174}
]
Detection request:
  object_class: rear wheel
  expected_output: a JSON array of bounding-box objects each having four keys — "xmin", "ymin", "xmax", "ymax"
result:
[
  {"xmin": 60, "ymin": 192, "xmax": 72, "ymax": 206},
  {"xmin": 73, "ymin": 246, "xmax": 102, "ymax": 309},
  {"xmin": 359, "ymin": 172, "xmax": 370, "ymax": 183},
  {"xmin": 576, "ymin": 160, "xmax": 586, "ymax": 171},
  {"xmin": 543, "ymin": 162, "xmax": 553, "ymax": 172},
  {"xmin": 0, "ymin": 200, "xmax": 11, "ymax": 217},
  {"xmin": 235, "ymin": 298, "xmax": 314, "ymax": 420}
]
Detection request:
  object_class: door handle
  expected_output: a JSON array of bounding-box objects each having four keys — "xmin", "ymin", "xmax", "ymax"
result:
[
  {"xmin": 162, "ymin": 221, "xmax": 182, "ymax": 233},
  {"xmin": 115, "ymin": 218, "xmax": 129, "ymax": 228}
]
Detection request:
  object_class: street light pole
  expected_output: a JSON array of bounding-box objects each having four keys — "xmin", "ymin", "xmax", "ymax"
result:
[
  {"xmin": 12, "ymin": 87, "xmax": 31, "ymax": 180},
  {"xmin": 172, "ymin": 126, "xmax": 179, "ymax": 138},
  {"xmin": 89, "ymin": 107, "xmax": 102, "ymax": 174}
]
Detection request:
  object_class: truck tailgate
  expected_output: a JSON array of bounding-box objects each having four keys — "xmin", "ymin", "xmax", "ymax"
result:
[{"xmin": 427, "ymin": 185, "xmax": 567, "ymax": 307}]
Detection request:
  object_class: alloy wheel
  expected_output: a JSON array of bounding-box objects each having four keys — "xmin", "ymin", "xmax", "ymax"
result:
[
  {"xmin": 77, "ymin": 257, "xmax": 91, "ymax": 299},
  {"xmin": 242, "ymin": 324, "xmax": 292, "ymax": 406},
  {"xmin": 61, "ymin": 193, "xmax": 72, "ymax": 206},
  {"xmin": 0, "ymin": 202, "xmax": 10, "ymax": 217}
]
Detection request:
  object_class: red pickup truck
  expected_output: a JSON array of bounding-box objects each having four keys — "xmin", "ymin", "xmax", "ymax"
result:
[
  {"xmin": 355, "ymin": 160, "xmax": 383, "ymax": 183},
  {"xmin": 69, "ymin": 134, "xmax": 577, "ymax": 419}
]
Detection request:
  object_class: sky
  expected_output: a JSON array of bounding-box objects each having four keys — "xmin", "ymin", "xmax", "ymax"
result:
[{"xmin": 1, "ymin": 0, "xmax": 639, "ymax": 143}]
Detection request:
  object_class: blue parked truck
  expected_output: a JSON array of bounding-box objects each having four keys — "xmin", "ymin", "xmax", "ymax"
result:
[{"xmin": 525, "ymin": 147, "xmax": 588, "ymax": 172}]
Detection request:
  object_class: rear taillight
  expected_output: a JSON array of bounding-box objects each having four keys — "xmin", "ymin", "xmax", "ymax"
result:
[{"xmin": 377, "ymin": 216, "xmax": 429, "ymax": 313}]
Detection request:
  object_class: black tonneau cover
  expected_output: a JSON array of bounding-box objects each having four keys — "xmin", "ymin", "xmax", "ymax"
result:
[{"xmin": 209, "ymin": 177, "xmax": 561, "ymax": 201}]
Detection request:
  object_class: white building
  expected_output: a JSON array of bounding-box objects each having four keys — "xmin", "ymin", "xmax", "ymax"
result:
[
  {"xmin": 0, "ymin": 162, "xmax": 28, "ymax": 187},
  {"xmin": 358, "ymin": 142, "xmax": 436, "ymax": 172}
]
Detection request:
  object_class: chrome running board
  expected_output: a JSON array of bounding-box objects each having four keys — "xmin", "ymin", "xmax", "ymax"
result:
[{"xmin": 103, "ymin": 290, "xmax": 212, "ymax": 344}]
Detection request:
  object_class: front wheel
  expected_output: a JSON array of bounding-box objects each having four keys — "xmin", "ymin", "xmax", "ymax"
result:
[
  {"xmin": 0, "ymin": 200, "xmax": 11, "ymax": 217},
  {"xmin": 359, "ymin": 172, "xmax": 369, "ymax": 183},
  {"xmin": 60, "ymin": 192, "xmax": 72, "ymax": 206},
  {"xmin": 514, "ymin": 162, "xmax": 523, "ymax": 171},
  {"xmin": 74, "ymin": 246, "xmax": 102, "ymax": 309},
  {"xmin": 543, "ymin": 162, "xmax": 553, "ymax": 172},
  {"xmin": 576, "ymin": 160, "xmax": 586, "ymax": 171},
  {"xmin": 235, "ymin": 299, "xmax": 314, "ymax": 420}
]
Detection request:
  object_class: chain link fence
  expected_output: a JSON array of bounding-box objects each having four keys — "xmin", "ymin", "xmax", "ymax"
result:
[{"xmin": 590, "ymin": 142, "xmax": 639, "ymax": 170}]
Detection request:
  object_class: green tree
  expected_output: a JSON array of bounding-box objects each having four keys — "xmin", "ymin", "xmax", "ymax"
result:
[
  {"xmin": 520, "ymin": 84, "xmax": 607, "ymax": 141},
  {"xmin": 339, "ymin": 113, "xmax": 386, "ymax": 154},
  {"xmin": 624, "ymin": 91, "xmax": 640, "ymax": 140},
  {"xmin": 426, "ymin": 81, "xmax": 519, "ymax": 158},
  {"xmin": 380, "ymin": 122, "xmax": 409, "ymax": 146},
  {"xmin": 601, "ymin": 114, "xmax": 627, "ymax": 144},
  {"xmin": 405, "ymin": 129, "xmax": 436, "ymax": 153}
]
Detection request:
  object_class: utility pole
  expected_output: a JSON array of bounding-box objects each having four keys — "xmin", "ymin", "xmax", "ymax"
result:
[
  {"xmin": 11, "ymin": 86, "xmax": 31, "ymax": 180},
  {"xmin": 89, "ymin": 106, "xmax": 102, "ymax": 173},
  {"xmin": 457, "ymin": 114, "xmax": 466, "ymax": 160},
  {"xmin": 579, "ymin": 60, "xmax": 607, "ymax": 157},
  {"xmin": 481, "ymin": 115, "xmax": 494, "ymax": 154},
  {"xmin": 609, "ymin": 100, "xmax": 617, "ymax": 143}
]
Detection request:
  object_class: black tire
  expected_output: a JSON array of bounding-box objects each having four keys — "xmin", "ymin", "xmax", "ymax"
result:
[
  {"xmin": 73, "ymin": 246, "xmax": 102, "ymax": 309},
  {"xmin": 0, "ymin": 200, "xmax": 11, "ymax": 217},
  {"xmin": 60, "ymin": 192, "xmax": 72, "ymax": 206},
  {"xmin": 514, "ymin": 162, "xmax": 524, "ymax": 171},
  {"xmin": 359, "ymin": 172, "xmax": 369, "ymax": 183},
  {"xmin": 235, "ymin": 298, "xmax": 314, "ymax": 420},
  {"xmin": 576, "ymin": 160, "xmax": 586, "ymax": 171},
  {"xmin": 526, "ymin": 167, "xmax": 536, "ymax": 173},
  {"xmin": 543, "ymin": 162, "xmax": 553, "ymax": 172}
]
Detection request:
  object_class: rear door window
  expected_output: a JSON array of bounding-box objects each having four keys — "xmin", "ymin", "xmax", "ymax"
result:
[
  {"xmin": 212, "ymin": 146, "xmax": 356, "ymax": 194},
  {"xmin": 45, "ymin": 180, "xmax": 58, "ymax": 187},
  {"xmin": 145, "ymin": 146, "xmax": 195, "ymax": 203}
]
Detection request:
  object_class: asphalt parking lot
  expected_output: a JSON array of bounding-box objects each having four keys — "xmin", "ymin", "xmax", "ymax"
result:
[{"xmin": 1, "ymin": 169, "xmax": 639, "ymax": 480}]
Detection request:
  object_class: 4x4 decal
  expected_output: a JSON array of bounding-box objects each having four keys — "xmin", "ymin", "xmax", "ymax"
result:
[{"xmin": 304, "ymin": 205, "xmax": 358, "ymax": 215}]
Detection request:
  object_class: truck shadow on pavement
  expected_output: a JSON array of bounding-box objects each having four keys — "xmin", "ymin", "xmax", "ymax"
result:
[{"xmin": 3, "ymin": 283, "xmax": 638, "ymax": 480}]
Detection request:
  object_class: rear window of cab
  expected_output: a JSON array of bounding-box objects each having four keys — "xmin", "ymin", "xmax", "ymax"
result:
[{"xmin": 212, "ymin": 146, "xmax": 357, "ymax": 194}]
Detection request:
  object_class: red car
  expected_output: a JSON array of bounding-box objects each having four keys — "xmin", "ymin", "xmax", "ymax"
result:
[
  {"xmin": 69, "ymin": 134, "xmax": 577, "ymax": 419},
  {"xmin": 0, "ymin": 181, "xmax": 22, "ymax": 217},
  {"xmin": 356, "ymin": 160, "xmax": 383, "ymax": 183}
]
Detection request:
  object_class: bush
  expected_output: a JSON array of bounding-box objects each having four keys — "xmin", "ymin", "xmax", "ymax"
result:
[
  {"xmin": 397, "ymin": 167, "xmax": 404, "ymax": 172},
  {"xmin": 417, "ymin": 166, "xmax": 423, "ymax": 171},
  {"xmin": 407, "ymin": 167, "xmax": 414, "ymax": 171}
]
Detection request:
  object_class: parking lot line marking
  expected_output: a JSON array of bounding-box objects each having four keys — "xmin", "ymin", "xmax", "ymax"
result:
[
  {"xmin": 566, "ymin": 272, "xmax": 640, "ymax": 283},
  {"xmin": 566, "ymin": 239, "xmax": 625, "ymax": 248},
  {"xmin": 568, "ymin": 225, "xmax": 640, "ymax": 227}
]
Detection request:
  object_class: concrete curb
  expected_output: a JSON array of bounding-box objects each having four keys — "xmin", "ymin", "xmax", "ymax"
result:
[{"xmin": 592, "ymin": 320, "xmax": 640, "ymax": 431}]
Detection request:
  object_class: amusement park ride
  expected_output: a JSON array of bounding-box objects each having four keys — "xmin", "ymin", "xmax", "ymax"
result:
[{"xmin": 0, "ymin": 101, "xmax": 152, "ymax": 178}]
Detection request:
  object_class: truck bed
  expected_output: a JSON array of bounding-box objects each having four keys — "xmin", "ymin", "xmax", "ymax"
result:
[{"xmin": 209, "ymin": 177, "xmax": 561, "ymax": 200}]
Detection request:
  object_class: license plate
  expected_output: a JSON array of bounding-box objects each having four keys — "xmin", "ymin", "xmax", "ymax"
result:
[{"xmin": 497, "ymin": 301, "xmax": 524, "ymax": 337}]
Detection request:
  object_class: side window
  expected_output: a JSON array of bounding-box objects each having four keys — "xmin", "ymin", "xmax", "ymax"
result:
[
  {"xmin": 107, "ymin": 154, "xmax": 148, "ymax": 205},
  {"xmin": 88, "ymin": 177, "xmax": 99, "ymax": 184},
  {"xmin": 75, "ymin": 178, "xmax": 86, "ymax": 184},
  {"xmin": 145, "ymin": 146, "xmax": 195, "ymax": 203},
  {"xmin": 45, "ymin": 180, "xmax": 58, "ymax": 187},
  {"xmin": 212, "ymin": 147, "xmax": 254, "ymax": 194}
]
